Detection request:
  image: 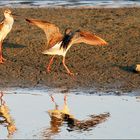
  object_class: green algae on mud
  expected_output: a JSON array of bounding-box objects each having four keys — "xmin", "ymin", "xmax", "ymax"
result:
[{"xmin": 0, "ymin": 8, "xmax": 140, "ymax": 92}]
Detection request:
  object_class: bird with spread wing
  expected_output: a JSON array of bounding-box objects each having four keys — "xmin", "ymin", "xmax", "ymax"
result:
[{"xmin": 26, "ymin": 19, "xmax": 108, "ymax": 76}]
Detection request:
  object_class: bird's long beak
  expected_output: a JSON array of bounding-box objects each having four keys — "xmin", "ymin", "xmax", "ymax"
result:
[{"xmin": 11, "ymin": 13, "xmax": 19, "ymax": 18}]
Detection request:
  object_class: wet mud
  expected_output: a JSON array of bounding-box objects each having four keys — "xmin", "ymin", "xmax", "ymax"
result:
[{"xmin": 0, "ymin": 8, "xmax": 140, "ymax": 92}]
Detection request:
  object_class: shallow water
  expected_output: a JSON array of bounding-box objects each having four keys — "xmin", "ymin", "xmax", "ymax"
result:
[
  {"xmin": 0, "ymin": 0, "xmax": 140, "ymax": 8},
  {"xmin": 0, "ymin": 88, "xmax": 140, "ymax": 139}
]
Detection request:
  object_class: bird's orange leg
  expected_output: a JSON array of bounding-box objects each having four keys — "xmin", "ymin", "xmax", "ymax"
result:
[
  {"xmin": 50, "ymin": 94, "xmax": 55, "ymax": 103},
  {"xmin": 0, "ymin": 41, "xmax": 6, "ymax": 64},
  {"xmin": 62, "ymin": 57, "xmax": 74, "ymax": 76},
  {"xmin": 50, "ymin": 94, "xmax": 58, "ymax": 109},
  {"xmin": 0, "ymin": 42, "xmax": 3, "ymax": 64},
  {"xmin": 0, "ymin": 91, "xmax": 4, "ymax": 105},
  {"xmin": 47, "ymin": 55, "xmax": 55, "ymax": 73},
  {"xmin": 64, "ymin": 94, "xmax": 67, "ymax": 104}
]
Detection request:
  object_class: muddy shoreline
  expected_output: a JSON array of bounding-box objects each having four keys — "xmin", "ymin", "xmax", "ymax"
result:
[{"xmin": 0, "ymin": 8, "xmax": 140, "ymax": 92}]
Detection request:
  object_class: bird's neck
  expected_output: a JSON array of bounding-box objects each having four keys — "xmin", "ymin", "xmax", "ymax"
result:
[
  {"xmin": 4, "ymin": 16, "xmax": 14, "ymax": 25},
  {"xmin": 60, "ymin": 34, "xmax": 72, "ymax": 50}
]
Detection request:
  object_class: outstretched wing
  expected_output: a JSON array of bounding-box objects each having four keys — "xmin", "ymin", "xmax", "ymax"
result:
[
  {"xmin": 71, "ymin": 30, "xmax": 108, "ymax": 46},
  {"xmin": 26, "ymin": 18, "xmax": 63, "ymax": 48}
]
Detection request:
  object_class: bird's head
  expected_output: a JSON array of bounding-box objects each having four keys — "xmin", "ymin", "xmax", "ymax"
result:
[
  {"xmin": 4, "ymin": 9, "xmax": 18, "ymax": 19},
  {"xmin": 4, "ymin": 9, "xmax": 12, "ymax": 18}
]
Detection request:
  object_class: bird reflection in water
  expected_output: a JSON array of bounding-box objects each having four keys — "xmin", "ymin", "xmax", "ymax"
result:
[
  {"xmin": 0, "ymin": 92, "xmax": 16, "ymax": 138},
  {"xmin": 47, "ymin": 94, "xmax": 74, "ymax": 133},
  {"xmin": 43, "ymin": 94, "xmax": 110, "ymax": 138}
]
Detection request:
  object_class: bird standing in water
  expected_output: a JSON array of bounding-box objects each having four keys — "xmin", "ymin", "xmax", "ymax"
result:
[
  {"xmin": 0, "ymin": 9, "xmax": 15, "ymax": 64},
  {"xmin": 26, "ymin": 19, "xmax": 108, "ymax": 75}
]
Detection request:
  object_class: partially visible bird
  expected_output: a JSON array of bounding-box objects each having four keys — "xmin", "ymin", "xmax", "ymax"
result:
[
  {"xmin": 0, "ymin": 9, "xmax": 15, "ymax": 64},
  {"xmin": 0, "ymin": 92, "xmax": 17, "ymax": 137},
  {"xmin": 26, "ymin": 18, "xmax": 108, "ymax": 75}
]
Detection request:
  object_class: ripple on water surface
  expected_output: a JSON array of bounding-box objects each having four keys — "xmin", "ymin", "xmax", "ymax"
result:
[
  {"xmin": 0, "ymin": 88, "xmax": 139, "ymax": 139},
  {"xmin": 0, "ymin": 0, "xmax": 140, "ymax": 8}
]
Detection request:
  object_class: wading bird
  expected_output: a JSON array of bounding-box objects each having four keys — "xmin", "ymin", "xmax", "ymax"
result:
[
  {"xmin": 0, "ymin": 9, "xmax": 15, "ymax": 63},
  {"xmin": 26, "ymin": 19, "xmax": 108, "ymax": 75}
]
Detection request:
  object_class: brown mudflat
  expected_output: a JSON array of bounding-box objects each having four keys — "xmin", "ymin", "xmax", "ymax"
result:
[{"xmin": 0, "ymin": 8, "xmax": 140, "ymax": 92}]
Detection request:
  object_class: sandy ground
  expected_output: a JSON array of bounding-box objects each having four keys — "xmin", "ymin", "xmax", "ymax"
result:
[{"xmin": 0, "ymin": 7, "xmax": 140, "ymax": 92}]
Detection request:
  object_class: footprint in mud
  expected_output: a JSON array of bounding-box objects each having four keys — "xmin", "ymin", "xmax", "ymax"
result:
[{"xmin": 43, "ymin": 94, "xmax": 110, "ymax": 138}]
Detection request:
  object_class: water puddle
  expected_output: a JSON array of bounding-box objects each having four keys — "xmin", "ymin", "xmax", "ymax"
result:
[{"xmin": 0, "ymin": 89, "xmax": 140, "ymax": 139}]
